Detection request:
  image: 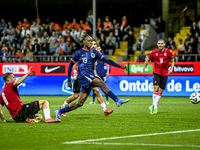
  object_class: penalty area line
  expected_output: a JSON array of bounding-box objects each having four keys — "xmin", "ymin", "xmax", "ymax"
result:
[{"xmin": 63, "ymin": 129, "xmax": 200, "ymax": 144}]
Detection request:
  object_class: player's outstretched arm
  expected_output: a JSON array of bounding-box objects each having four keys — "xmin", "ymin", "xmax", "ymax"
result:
[
  {"xmin": 68, "ymin": 61, "xmax": 75, "ymax": 87},
  {"xmin": 102, "ymin": 57, "xmax": 124, "ymax": 69},
  {"xmin": 143, "ymin": 58, "xmax": 150, "ymax": 72},
  {"xmin": 106, "ymin": 64, "xmax": 109, "ymax": 77},
  {"xmin": 13, "ymin": 66, "xmax": 33, "ymax": 87},
  {"xmin": 168, "ymin": 58, "xmax": 175, "ymax": 74},
  {"xmin": 0, "ymin": 104, "xmax": 6, "ymax": 122}
]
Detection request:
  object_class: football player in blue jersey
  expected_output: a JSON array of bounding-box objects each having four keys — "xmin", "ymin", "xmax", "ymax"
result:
[
  {"xmin": 59, "ymin": 40, "xmax": 113, "ymax": 117},
  {"xmin": 55, "ymin": 35, "xmax": 130, "ymax": 121},
  {"xmin": 90, "ymin": 43, "xmax": 110, "ymax": 104}
]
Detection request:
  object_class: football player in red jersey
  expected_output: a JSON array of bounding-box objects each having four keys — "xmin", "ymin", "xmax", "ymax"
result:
[
  {"xmin": 0, "ymin": 66, "xmax": 59, "ymax": 123},
  {"xmin": 143, "ymin": 39, "xmax": 175, "ymax": 114}
]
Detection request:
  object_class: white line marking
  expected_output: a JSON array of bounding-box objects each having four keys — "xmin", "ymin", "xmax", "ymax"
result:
[
  {"xmin": 76, "ymin": 142, "xmax": 200, "ymax": 148},
  {"xmin": 63, "ymin": 129, "xmax": 200, "ymax": 144}
]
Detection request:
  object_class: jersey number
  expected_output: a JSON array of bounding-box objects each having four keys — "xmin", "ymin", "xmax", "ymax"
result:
[
  {"xmin": 82, "ymin": 57, "xmax": 87, "ymax": 63},
  {"xmin": 2, "ymin": 92, "xmax": 8, "ymax": 105},
  {"xmin": 159, "ymin": 58, "xmax": 163, "ymax": 63}
]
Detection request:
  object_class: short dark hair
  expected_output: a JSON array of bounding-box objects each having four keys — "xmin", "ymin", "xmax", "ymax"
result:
[
  {"xmin": 158, "ymin": 39, "xmax": 165, "ymax": 43},
  {"xmin": 83, "ymin": 34, "xmax": 91, "ymax": 41},
  {"xmin": 3, "ymin": 73, "xmax": 12, "ymax": 82}
]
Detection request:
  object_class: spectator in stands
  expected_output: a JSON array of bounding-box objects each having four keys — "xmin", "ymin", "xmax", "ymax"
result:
[
  {"xmin": 57, "ymin": 35, "xmax": 63, "ymax": 44},
  {"xmin": 22, "ymin": 18, "xmax": 30, "ymax": 29},
  {"xmin": 0, "ymin": 18, "xmax": 7, "ymax": 38},
  {"xmin": 38, "ymin": 25, "xmax": 45, "ymax": 38},
  {"xmin": 84, "ymin": 21, "xmax": 91, "ymax": 35},
  {"xmin": 31, "ymin": 39, "xmax": 41, "ymax": 55},
  {"xmin": 103, "ymin": 16, "xmax": 113, "ymax": 37},
  {"xmin": 156, "ymin": 16, "xmax": 166, "ymax": 41},
  {"xmin": 16, "ymin": 21, "xmax": 22, "ymax": 31},
  {"xmin": 106, "ymin": 32, "xmax": 116, "ymax": 55},
  {"xmin": 62, "ymin": 27, "xmax": 69, "ymax": 38},
  {"xmin": 165, "ymin": 37, "xmax": 175, "ymax": 49},
  {"xmin": 170, "ymin": 44, "xmax": 179, "ymax": 62},
  {"xmin": 64, "ymin": 40, "xmax": 72, "ymax": 55},
  {"xmin": 97, "ymin": 18, "xmax": 102, "ymax": 30},
  {"xmin": 19, "ymin": 26, "xmax": 32, "ymax": 45},
  {"xmin": 66, "ymin": 31, "xmax": 74, "ymax": 43},
  {"xmin": 8, "ymin": 46, "xmax": 16, "ymax": 62},
  {"xmin": 2, "ymin": 24, "xmax": 16, "ymax": 46},
  {"xmin": 24, "ymin": 48, "xmax": 33, "ymax": 62},
  {"xmin": 0, "ymin": 47, "xmax": 8, "ymax": 62},
  {"xmin": 49, "ymin": 38, "xmax": 59, "ymax": 55},
  {"xmin": 69, "ymin": 18, "xmax": 80, "ymax": 30},
  {"xmin": 188, "ymin": 37, "xmax": 197, "ymax": 53},
  {"xmin": 100, "ymin": 33, "xmax": 106, "ymax": 53},
  {"xmin": 41, "ymin": 38, "xmax": 49, "ymax": 55},
  {"xmin": 113, "ymin": 19, "xmax": 119, "ymax": 27},
  {"xmin": 138, "ymin": 24, "xmax": 149, "ymax": 52},
  {"xmin": 185, "ymin": 45, "xmax": 193, "ymax": 61},
  {"xmin": 184, "ymin": 34, "xmax": 191, "ymax": 50},
  {"xmin": 194, "ymin": 32, "xmax": 200, "ymax": 43},
  {"xmin": 59, "ymin": 37, "xmax": 66, "ymax": 54},
  {"xmin": 32, "ymin": 34, "xmax": 41, "ymax": 45},
  {"xmin": 51, "ymin": 21, "xmax": 62, "ymax": 37},
  {"xmin": 76, "ymin": 27, "xmax": 85, "ymax": 42},
  {"xmin": 1, "ymin": 43, "xmax": 8, "ymax": 52},
  {"xmin": 79, "ymin": 20, "xmax": 85, "ymax": 29},
  {"xmin": 177, "ymin": 39, "xmax": 186, "ymax": 61},
  {"xmin": 23, "ymin": 34, "xmax": 32, "ymax": 48},
  {"xmin": 41, "ymin": 31, "xmax": 50, "ymax": 44},
  {"xmin": 45, "ymin": 23, "xmax": 53, "ymax": 37},
  {"xmin": 113, "ymin": 24, "xmax": 121, "ymax": 48},
  {"xmin": 15, "ymin": 49, "xmax": 24, "ymax": 62},
  {"xmin": 120, "ymin": 16, "xmax": 131, "ymax": 39},
  {"xmin": 30, "ymin": 20, "xmax": 39, "ymax": 36},
  {"xmin": 63, "ymin": 21, "xmax": 70, "ymax": 30},
  {"xmin": 137, "ymin": 51, "xmax": 146, "ymax": 62},
  {"xmin": 96, "ymin": 26, "xmax": 103, "ymax": 38},
  {"xmin": 49, "ymin": 31, "xmax": 57, "ymax": 43},
  {"xmin": 125, "ymin": 29, "xmax": 136, "ymax": 61},
  {"xmin": 70, "ymin": 27, "xmax": 78, "ymax": 41},
  {"xmin": 71, "ymin": 42, "xmax": 78, "ymax": 55},
  {"xmin": 190, "ymin": 22, "xmax": 199, "ymax": 38}
]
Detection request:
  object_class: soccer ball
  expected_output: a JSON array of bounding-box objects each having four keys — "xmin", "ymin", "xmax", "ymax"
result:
[{"xmin": 190, "ymin": 92, "xmax": 200, "ymax": 104}]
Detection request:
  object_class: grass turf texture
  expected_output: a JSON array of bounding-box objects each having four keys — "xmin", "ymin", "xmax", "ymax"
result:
[{"xmin": 0, "ymin": 96, "xmax": 200, "ymax": 150}]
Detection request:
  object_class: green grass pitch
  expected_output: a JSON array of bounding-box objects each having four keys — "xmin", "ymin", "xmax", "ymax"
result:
[{"xmin": 0, "ymin": 96, "xmax": 200, "ymax": 150}]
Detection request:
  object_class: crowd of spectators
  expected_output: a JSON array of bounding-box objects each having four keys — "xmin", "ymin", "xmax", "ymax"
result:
[
  {"xmin": 165, "ymin": 21, "xmax": 200, "ymax": 62},
  {"xmin": 0, "ymin": 15, "xmax": 133, "ymax": 62}
]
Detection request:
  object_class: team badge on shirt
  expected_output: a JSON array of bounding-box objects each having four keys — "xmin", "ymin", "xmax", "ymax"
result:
[
  {"xmin": 156, "ymin": 53, "xmax": 158, "ymax": 56},
  {"xmin": 91, "ymin": 53, "xmax": 95, "ymax": 58},
  {"xmin": 164, "ymin": 53, "xmax": 166, "ymax": 56}
]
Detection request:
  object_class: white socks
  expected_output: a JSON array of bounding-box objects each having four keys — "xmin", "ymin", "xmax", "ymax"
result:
[
  {"xmin": 43, "ymin": 108, "xmax": 51, "ymax": 120},
  {"xmin": 100, "ymin": 102, "xmax": 106, "ymax": 112},
  {"xmin": 152, "ymin": 92, "xmax": 162, "ymax": 109},
  {"xmin": 153, "ymin": 92, "xmax": 158, "ymax": 109}
]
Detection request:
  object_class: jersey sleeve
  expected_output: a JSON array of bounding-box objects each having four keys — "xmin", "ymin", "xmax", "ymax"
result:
[
  {"xmin": 148, "ymin": 51, "xmax": 153, "ymax": 60},
  {"xmin": 95, "ymin": 50, "xmax": 104, "ymax": 60},
  {"xmin": 71, "ymin": 51, "xmax": 80, "ymax": 63},
  {"xmin": 0, "ymin": 95, "xmax": 4, "ymax": 106},
  {"xmin": 169, "ymin": 50, "xmax": 174, "ymax": 60}
]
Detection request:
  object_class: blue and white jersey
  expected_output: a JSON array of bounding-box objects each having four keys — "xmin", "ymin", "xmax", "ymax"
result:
[{"xmin": 71, "ymin": 48, "xmax": 105, "ymax": 80}]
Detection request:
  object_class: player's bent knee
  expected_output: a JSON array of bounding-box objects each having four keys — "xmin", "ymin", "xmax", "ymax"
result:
[{"xmin": 76, "ymin": 102, "xmax": 84, "ymax": 107}]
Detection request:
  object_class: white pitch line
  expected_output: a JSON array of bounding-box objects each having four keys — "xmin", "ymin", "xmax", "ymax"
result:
[
  {"xmin": 77, "ymin": 142, "xmax": 200, "ymax": 148},
  {"xmin": 63, "ymin": 129, "xmax": 200, "ymax": 144}
]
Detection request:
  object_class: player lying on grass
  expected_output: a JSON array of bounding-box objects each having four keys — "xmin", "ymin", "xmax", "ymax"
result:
[
  {"xmin": 143, "ymin": 39, "xmax": 174, "ymax": 114},
  {"xmin": 60, "ymin": 40, "xmax": 113, "ymax": 117},
  {"xmin": 0, "ymin": 66, "xmax": 59, "ymax": 123},
  {"xmin": 55, "ymin": 35, "xmax": 130, "ymax": 121}
]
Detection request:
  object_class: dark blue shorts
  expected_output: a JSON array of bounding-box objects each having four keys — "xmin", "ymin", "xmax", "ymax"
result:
[{"xmin": 79, "ymin": 75, "xmax": 96, "ymax": 95}]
